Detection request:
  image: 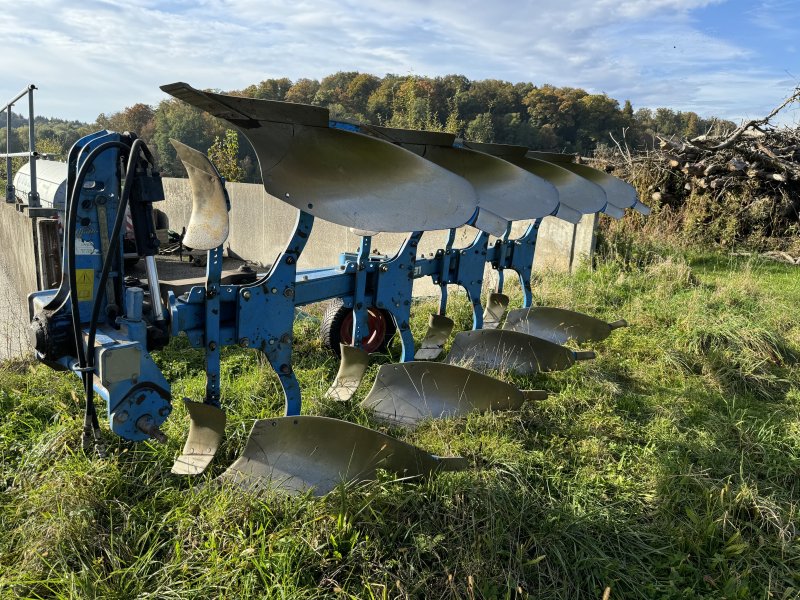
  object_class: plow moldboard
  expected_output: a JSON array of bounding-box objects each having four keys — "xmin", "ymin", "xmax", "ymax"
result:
[{"xmin": 218, "ymin": 416, "xmax": 467, "ymax": 495}]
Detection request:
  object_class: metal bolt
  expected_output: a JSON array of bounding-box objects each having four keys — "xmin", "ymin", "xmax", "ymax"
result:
[
  {"xmin": 136, "ymin": 415, "xmax": 167, "ymax": 444},
  {"xmin": 208, "ymin": 341, "xmax": 217, "ymax": 350},
  {"xmin": 271, "ymin": 287, "xmax": 278, "ymax": 294},
  {"xmin": 242, "ymin": 290, "xmax": 251, "ymax": 300},
  {"xmin": 239, "ymin": 337, "xmax": 249, "ymax": 347},
  {"xmin": 269, "ymin": 339, "xmax": 275, "ymax": 345},
  {"xmin": 286, "ymin": 256, "xmax": 295, "ymax": 265},
  {"xmin": 279, "ymin": 364, "xmax": 291, "ymax": 374},
  {"xmin": 283, "ymin": 287, "xmax": 294, "ymax": 298},
  {"xmin": 379, "ymin": 264, "xmax": 389, "ymax": 272},
  {"xmin": 280, "ymin": 333, "xmax": 291, "ymax": 344},
  {"xmin": 114, "ymin": 410, "xmax": 129, "ymax": 424}
]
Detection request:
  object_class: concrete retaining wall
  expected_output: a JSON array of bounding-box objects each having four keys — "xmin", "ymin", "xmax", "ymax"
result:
[
  {"xmin": 0, "ymin": 202, "xmax": 39, "ymax": 359},
  {"xmin": 0, "ymin": 178, "xmax": 597, "ymax": 359},
  {"xmin": 160, "ymin": 178, "xmax": 597, "ymax": 295}
]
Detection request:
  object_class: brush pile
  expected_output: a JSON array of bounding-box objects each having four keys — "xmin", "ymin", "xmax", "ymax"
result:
[
  {"xmin": 597, "ymin": 88, "xmax": 800, "ymax": 249},
  {"xmin": 653, "ymin": 88, "xmax": 800, "ymax": 203}
]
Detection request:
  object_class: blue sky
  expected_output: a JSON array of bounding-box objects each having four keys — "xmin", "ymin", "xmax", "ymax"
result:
[{"xmin": 1, "ymin": 0, "xmax": 797, "ymax": 125}]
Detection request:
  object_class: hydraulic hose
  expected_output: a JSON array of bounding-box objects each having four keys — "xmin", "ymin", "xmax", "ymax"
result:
[{"xmin": 63, "ymin": 137, "xmax": 154, "ymax": 453}]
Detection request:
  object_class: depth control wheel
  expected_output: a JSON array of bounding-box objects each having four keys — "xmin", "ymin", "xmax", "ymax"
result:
[{"xmin": 320, "ymin": 298, "xmax": 397, "ymax": 357}]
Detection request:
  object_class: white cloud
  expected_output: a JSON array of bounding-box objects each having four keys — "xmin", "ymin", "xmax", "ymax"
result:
[{"xmin": 0, "ymin": 0, "xmax": 795, "ymax": 125}]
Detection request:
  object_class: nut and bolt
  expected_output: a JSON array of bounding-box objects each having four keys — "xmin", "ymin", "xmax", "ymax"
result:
[{"xmin": 242, "ymin": 290, "xmax": 252, "ymax": 300}]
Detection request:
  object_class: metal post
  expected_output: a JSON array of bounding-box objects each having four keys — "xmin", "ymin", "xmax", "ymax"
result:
[
  {"xmin": 4, "ymin": 105, "xmax": 11, "ymax": 203},
  {"xmin": 145, "ymin": 255, "xmax": 165, "ymax": 322},
  {"xmin": 26, "ymin": 85, "xmax": 39, "ymax": 208}
]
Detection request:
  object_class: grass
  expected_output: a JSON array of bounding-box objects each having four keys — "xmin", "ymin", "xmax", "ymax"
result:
[{"xmin": 1, "ymin": 249, "xmax": 799, "ymax": 599}]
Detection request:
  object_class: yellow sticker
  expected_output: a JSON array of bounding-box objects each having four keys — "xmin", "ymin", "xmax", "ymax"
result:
[{"xmin": 75, "ymin": 269, "xmax": 94, "ymax": 302}]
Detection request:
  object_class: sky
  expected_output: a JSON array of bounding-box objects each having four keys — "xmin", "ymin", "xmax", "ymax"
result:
[{"xmin": 0, "ymin": 0, "xmax": 798, "ymax": 125}]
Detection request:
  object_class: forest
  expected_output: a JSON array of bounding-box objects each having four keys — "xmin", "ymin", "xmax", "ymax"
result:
[{"xmin": 1, "ymin": 71, "xmax": 733, "ymax": 183}]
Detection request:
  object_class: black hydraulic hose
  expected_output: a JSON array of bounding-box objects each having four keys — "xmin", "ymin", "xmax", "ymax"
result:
[
  {"xmin": 85, "ymin": 139, "xmax": 144, "ymax": 369},
  {"xmin": 81, "ymin": 142, "xmax": 146, "ymax": 451},
  {"xmin": 63, "ymin": 139, "xmax": 153, "ymax": 451},
  {"xmin": 64, "ymin": 141, "xmax": 130, "ymax": 447}
]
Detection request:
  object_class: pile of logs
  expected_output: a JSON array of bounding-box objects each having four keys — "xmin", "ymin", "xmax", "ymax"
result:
[{"xmin": 651, "ymin": 88, "xmax": 800, "ymax": 203}]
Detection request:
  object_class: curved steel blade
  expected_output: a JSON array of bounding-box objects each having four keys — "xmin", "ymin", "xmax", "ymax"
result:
[
  {"xmin": 528, "ymin": 151, "xmax": 639, "ymax": 212},
  {"xmin": 170, "ymin": 139, "xmax": 230, "ymax": 250},
  {"xmin": 361, "ymin": 361, "xmax": 540, "ymax": 427},
  {"xmin": 503, "ymin": 307, "xmax": 628, "ymax": 345},
  {"xmin": 325, "ymin": 344, "xmax": 370, "ymax": 401},
  {"xmin": 161, "ymin": 83, "xmax": 478, "ymax": 233},
  {"xmin": 414, "ymin": 314, "xmax": 455, "ymax": 360},
  {"xmin": 602, "ymin": 203, "xmax": 626, "ymax": 220},
  {"xmin": 553, "ymin": 203, "xmax": 583, "ymax": 224},
  {"xmin": 218, "ymin": 415, "xmax": 468, "ymax": 495},
  {"xmin": 171, "ymin": 400, "xmax": 226, "ymax": 475},
  {"xmin": 462, "ymin": 140, "xmax": 529, "ymax": 159},
  {"xmin": 483, "ymin": 292, "xmax": 509, "ymax": 329},
  {"xmin": 460, "ymin": 140, "xmax": 607, "ymax": 221},
  {"xmin": 447, "ymin": 329, "xmax": 595, "ymax": 374},
  {"xmin": 367, "ymin": 127, "xmax": 559, "ymax": 222},
  {"xmin": 506, "ymin": 156, "xmax": 607, "ymax": 216},
  {"xmin": 471, "ymin": 207, "xmax": 510, "ymax": 237}
]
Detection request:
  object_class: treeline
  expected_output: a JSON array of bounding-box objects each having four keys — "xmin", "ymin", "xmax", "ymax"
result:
[{"xmin": 2, "ymin": 72, "xmax": 734, "ymax": 184}]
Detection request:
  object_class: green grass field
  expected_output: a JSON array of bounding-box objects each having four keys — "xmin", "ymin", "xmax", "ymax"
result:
[{"xmin": 1, "ymin": 249, "xmax": 798, "ymax": 599}]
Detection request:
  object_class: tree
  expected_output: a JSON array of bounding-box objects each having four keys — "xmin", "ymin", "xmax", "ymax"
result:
[
  {"xmin": 465, "ymin": 113, "xmax": 494, "ymax": 142},
  {"xmin": 285, "ymin": 78, "xmax": 320, "ymax": 105},
  {"xmin": 96, "ymin": 103, "xmax": 155, "ymax": 140},
  {"xmin": 151, "ymin": 98, "xmax": 224, "ymax": 176},
  {"xmin": 207, "ymin": 129, "xmax": 245, "ymax": 182},
  {"xmin": 240, "ymin": 78, "xmax": 293, "ymax": 101}
]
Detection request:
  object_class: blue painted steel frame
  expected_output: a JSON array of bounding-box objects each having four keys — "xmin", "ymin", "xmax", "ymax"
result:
[{"xmin": 169, "ymin": 205, "xmax": 546, "ymax": 417}]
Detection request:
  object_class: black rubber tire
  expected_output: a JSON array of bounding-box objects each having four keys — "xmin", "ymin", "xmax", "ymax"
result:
[{"xmin": 320, "ymin": 298, "xmax": 397, "ymax": 357}]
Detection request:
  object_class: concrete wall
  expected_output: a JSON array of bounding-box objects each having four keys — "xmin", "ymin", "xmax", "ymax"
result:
[
  {"xmin": 0, "ymin": 178, "xmax": 597, "ymax": 359},
  {"xmin": 160, "ymin": 178, "xmax": 597, "ymax": 296},
  {"xmin": 0, "ymin": 202, "xmax": 39, "ymax": 359}
]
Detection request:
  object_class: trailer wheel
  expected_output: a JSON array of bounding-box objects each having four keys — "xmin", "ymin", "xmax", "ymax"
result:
[{"xmin": 320, "ymin": 298, "xmax": 396, "ymax": 356}]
